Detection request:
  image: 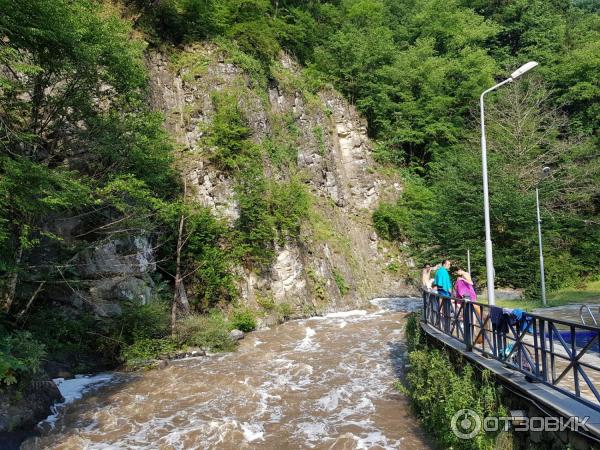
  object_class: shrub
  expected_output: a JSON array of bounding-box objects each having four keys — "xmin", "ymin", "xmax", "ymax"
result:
[
  {"xmin": 26, "ymin": 309, "xmax": 100, "ymax": 358},
  {"xmin": 175, "ymin": 313, "xmax": 237, "ymax": 352},
  {"xmin": 230, "ymin": 307, "xmax": 257, "ymax": 332},
  {"xmin": 0, "ymin": 330, "xmax": 45, "ymax": 386},
  {"xmin": 333, "ymin": 270, "xmax": 349, "ymax": 296},
  {"xmin": 118, "ymin": 301, "xmax": 172, "ymax": 342},
  {"xmin": 121, "ymin": 338, "xmax": 178, "ymax": 369},
  {"xmin": 269, "ymin": 178, "xmax": 310, "ymax": 242},
  {"xmin": 208, "ymin": 91, "xmax": 254, "ymax": 171},
  {"xmin": 404, "ymin": 312, "xmax": 423, "ymax": 353},
  {"xmin": 276, "ymin": 302, "xmax": 294, "ymax": 322},
  {"xmin": 402, "ymin": 313, "xmax": 507, "ymax": 449},
  {"xmin": 256, "ymin": 294, "xmax": 276, "ymax": 311}
]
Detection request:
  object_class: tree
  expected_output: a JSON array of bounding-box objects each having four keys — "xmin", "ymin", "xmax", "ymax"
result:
[
  {"xmin": 0, "ymin": 0, "xmax": 174, "ymax": 313},
  {"xmin": 375, "ymin": 78, "xmax": 600, "ymax": 292}
]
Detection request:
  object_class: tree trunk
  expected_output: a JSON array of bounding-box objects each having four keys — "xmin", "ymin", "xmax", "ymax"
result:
[
  {"xmin": 2, "ymin": 241, "xmax": 23, "ymax": 313},
  {"xmin": 171, "ymin": 179, "xmax": 190, "ymax": 335},
  {"xmin": 16, "ymin": 281, "xmax": 46, "ymax": 321}
]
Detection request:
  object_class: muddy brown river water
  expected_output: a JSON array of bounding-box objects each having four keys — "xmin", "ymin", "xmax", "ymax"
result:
[{"xmin": 22, "ymin": 298, "xmax": 432, "ymax": 450}]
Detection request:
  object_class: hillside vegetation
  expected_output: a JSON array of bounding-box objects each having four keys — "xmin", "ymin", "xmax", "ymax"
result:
[{"xmin": 0, "ymin": 0, "xmax": 599, "ymax": 391}]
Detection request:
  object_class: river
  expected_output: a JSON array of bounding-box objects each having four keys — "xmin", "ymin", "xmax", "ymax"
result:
[{"xmin": 23, "ymin": 298, "xmax": 432, "ymax": 449}]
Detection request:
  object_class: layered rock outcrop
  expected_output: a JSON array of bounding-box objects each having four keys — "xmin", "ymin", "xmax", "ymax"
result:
[{"xmin": 147, "ymin": 44, "xmax": 410, "ymax": 318}]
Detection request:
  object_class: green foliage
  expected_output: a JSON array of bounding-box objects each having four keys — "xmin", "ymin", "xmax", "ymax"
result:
[
  {"xmin": 158, "ymin": 204, "xmax": 238, "ymax": 311},
  {"xmin": 0, "ymin": 157, "xmax": 92, "ymax": 271},
  {"xmin": 235, "ymin": 162, "xmax": 277, "ymax": 265},
  {"xmin": 132, "ymin": 0, "xmax": 599, "ymax": 296},
  {"xmin": 26, "ymin": 310, "xmax": 100, "ymax": 359},
  {"xmin": 0, "ymin": 0, "xmax": 146, "ymax": 164},
  {"xmin": 93, "ymin": 300, "xmax": 173, "ymax": 371},
  {"xmin": 332, "ymin": 270, "xmax": 349, "ymax": 296},
  {"xmin": 256, "ymin": 294, "xmax": 276, "ymax": 311},
  {"xmin": 89, "ymin": 111, "xmax": 178, "ymax": 198},
  {"xmin": 117, "ymin": 301, "xmax": 172, "ymax": 343},
  {"xmin": 376, "ymin": 79, "xmax": 600, "ymax": 292},
  {"xmin": 175, "ymin": 313, "xmax": 237, "ymax": 352},
  {"xmin": 404, "ymin": 312, "xmax": 424, "ymax": 353},
  {"xmin": 206, "ymin": 91, "xmax": 309, "ymax": 266},
  {"xmin": 269, "ymin": 178, "xmax": 310, "ymax": 242},
  {"xmin": 308, "ymin": 268, "xmax": 327, "ymax": 303},
  {"xmin": 229, "ymin": 307, "xmax": 257, "ymax": 332},
  {"xmin": 402, "ymin": 313, "xmax": 507, "ymax": 449},
  {"xmin": 313, "ymin": 126, "xmax": 326, "ymax": 156},
  {"xmin": 121, "ymin": 338, "xmax": 178, "ymax": 369},
  {"xmin": 26, "ymin": 301, "xmax": 172, "ymax": 367},
  {"xmin": 0, "ymin": 0, "xmax": 177, "ymax": 317},
  {"xmin": 1, "ymin": 0, "xmax": 598, "ymax": 379},
  {"xmin": 170, "ymin": 49, "xmax": 211, "ymax": 82},
  {"xmin": 207, "ymin": 97, "xmax": 270, "ymax": 264},
  {"xmin": 275, "ymin": 302, "xmax": 294, "ymax": 322},
  {"xmin": 373, "ymin": 180, "xmax": 435, "ymax": 243},
  {"xmin": 0, "ymin": 330, "xmax": 45, "ymax": 386},
  {"xmin": 208, "ymin": 91, "xmax": 255, "ymax": 171}
]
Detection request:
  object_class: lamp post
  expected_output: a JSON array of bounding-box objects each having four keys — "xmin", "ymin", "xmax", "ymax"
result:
[
  {"xmin": 536, "ymin": 166, "xmax": 550, "ymax": 306},
  {"xmin": 480, "ymin": 61, "xmax": 539, "ymax": 306}
]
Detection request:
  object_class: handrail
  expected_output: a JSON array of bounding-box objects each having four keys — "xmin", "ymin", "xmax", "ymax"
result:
[
  {"xmin": 580, "ymin": 304, "xmax": 598, "ymax": 326},
  {"xmin": 421, "ymin": 290, "xmax": 600, "ymax": 411}
]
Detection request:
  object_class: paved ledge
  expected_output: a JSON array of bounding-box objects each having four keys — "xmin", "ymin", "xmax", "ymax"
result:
[{"xmin": 421, "ymin": 321, "xmax": 600, "ymax": 441}]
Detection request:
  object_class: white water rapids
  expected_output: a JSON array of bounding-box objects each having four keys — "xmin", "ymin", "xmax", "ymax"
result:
[{"xmin": 23, "ymin": 298, "xmax": 432, "ymax": 449}]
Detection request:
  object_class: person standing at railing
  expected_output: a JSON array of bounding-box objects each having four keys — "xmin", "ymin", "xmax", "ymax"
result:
[
  {"xmin": 421, "ymin": 262, "xmax": 440, "ymax": 291},
  {"xmin": 454, "ymin": 269, "xmax": 477, "ymax": 301},
  {"xmin": 433, "ymin": 259, "xmax": 452, "ymax": 297}
]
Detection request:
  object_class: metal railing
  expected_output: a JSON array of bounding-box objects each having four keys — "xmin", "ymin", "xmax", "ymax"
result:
[
  {"xmin": 580, "ymin": 304, "xmax": 598, "ymax": 326},
  {"xmin": 422, "ymin": 290, "xmax": 600, "ymax": 411}
]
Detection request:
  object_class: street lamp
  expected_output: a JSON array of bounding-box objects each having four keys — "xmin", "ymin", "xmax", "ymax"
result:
[
  {"xmin": 480, "ymin": 61, "xmax": 539, "ymax": 306},
  {"xmin": 536, "ymin": 166, "xmax": 551, "ymax": 306}
]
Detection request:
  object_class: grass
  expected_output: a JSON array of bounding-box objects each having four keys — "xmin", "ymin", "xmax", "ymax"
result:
[{"xmin": 494, "ymin": 280, "xmax": 600, "ymax": 311}]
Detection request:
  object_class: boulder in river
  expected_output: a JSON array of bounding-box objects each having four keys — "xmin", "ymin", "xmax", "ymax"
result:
[
  {"xmin": 0, "ymin": 380, "xmax": 63, "ymax": 433},
  {"xmin": 229, "ymin": 329, "xmax": 245, "ymax": 341}
]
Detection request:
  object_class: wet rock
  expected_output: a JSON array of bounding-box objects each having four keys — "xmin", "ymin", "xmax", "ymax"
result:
[
  {"xmin": 0, "ymin": 381, "xmax": 63, "ymax": 433},
  {"xmin": 157, "ymin": 360, "xmax": 169, "ymax": 370},
  {"xmin": 186, "ymin": 347, "xmax": 206, "ymax": 357},
  {"xmin": 170, "ymin": 347, "xmax": 206, "ymax": 360},
  {"xmin": 43, "ymin": 361, "xmax": 73, "ymax": 380},
  {"xmin": 229, "ymin": 329, "xmax": 245, "ymax": 341}
]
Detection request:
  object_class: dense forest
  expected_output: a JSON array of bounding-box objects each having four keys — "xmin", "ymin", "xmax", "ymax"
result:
[{"xmin": 0, "ymin": 0, "xmax": 598, "ymax": 391}]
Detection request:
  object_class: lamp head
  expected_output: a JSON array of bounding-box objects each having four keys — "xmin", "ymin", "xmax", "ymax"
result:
[{"xmin": 510, "ymin": 61, "xmax": 539, "ymax": 80}]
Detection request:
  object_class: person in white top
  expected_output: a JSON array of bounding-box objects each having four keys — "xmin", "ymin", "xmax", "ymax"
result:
[{"xmin": 421, "ymin": 263, "xmax": 440, "ymax": 291}]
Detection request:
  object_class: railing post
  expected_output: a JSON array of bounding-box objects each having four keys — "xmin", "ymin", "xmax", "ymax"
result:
[
  {"xmin": 422, "ymin": 290, "xmax": 427, "ymax": 322},
  {"xmin": 572, "ymin": 325, "xmax": 580, "ymax": 397},
  {"xmin": 443, "ymin": 296, "xmax": 450, "ymax": 333},
  {"xmin": 464, "ymin": 300, "xmax": 472, "ymax": 351},
  {"xmin": 539, "ymin": 319, "xmax": 548, "ymax": 383},
  {"xmin": 533, "ymin": 317, "xmax": 540, "ymax": 376}
]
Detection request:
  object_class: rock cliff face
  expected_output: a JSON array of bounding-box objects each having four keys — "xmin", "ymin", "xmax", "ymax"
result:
[
  {"xmin": 147, "ymin": 44, "xmax": 410, "ymax": 318},
  {"xmin": 32, "ymin": 233, "xmax": 157, "ymax": 318}
]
